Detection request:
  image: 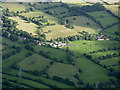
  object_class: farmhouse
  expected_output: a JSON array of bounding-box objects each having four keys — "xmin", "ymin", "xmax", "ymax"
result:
[{"xmin": 50, "ymin": 41, "xmax": 67, "ymax": 48}]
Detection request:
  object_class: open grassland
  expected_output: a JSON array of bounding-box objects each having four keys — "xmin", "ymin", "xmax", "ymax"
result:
[
  {"xmin": 5, "ymin": 69, "xmax": 74, "ymax": 88},
  {"xmin": 64, "ymin": 40, "xmax": 118, "ymax": 57},
  {"xmin": 3, "ymin": 49, "xmax": 30, "ymax": 70},
  {"xmin": 8, "ymin": 17, "xmax": 38, "ymax": 35},
  {"xmin": 20, "ymin": 11, "xmax": 59, "ymax": 23},
  {"xmin": 33, "ymin": 45, "xmax": 70, "ymax": 64},
  {"xmin": 90, "ymin": 50, "xmax": 119, "ymax": 59},
  {"xmin": 68, "ymin": 16, "xmax": 99, "ymax": 33},
  {"xmin": 47, "ymin": 62, "xmax": 78, "ymax": 84},
  {"xmin": 3, "ymin": 74, "xmax": 49, "ymax": 88},
  {"xmin": 44, "ymin": 7, "xmax": 70, "ymax": 18},
  {"xmin": 35, "ymin": 2, "xmax": 61, "ymax": 10},
  {"xmin": 2, "ymin": 47, "xmax": 14, "ymax": 55},
  {"xmin": 67, "ymin": 2, "xmax": 93, "ymax": 7},
  {"xmin": 104, "ymin": 5, "xmax": 120, "ymax": 17},
  {"xmin": 100, "ymin": 57, "xmax": 119, "ymax": 66},
  {"xmin": 87, "ymin": 11, "xmax": 118, "ymax": 28},
  {"xmin": 17, "ymin": 54, "xmax": 51, "ymax": 72},
  {"xmin": 108, "ymin": 65, "xmax": 120, "ymax": 72},
  {"xmin": 104, "ymin": 24, "xmax": 118, "ymax": 35},
  {"xmin": 76, "ymin": 56, "xmax": 116, "ymax": 84},
  {"xmin": 43, "ymin": 25, "xmax": 78, "ymax": 40},
  {"xmin": 2, "ymin": 2, "xmax": 30, "ymax": 12}
]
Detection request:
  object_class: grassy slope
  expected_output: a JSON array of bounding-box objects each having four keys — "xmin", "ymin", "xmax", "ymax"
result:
[
  {"xmin": 3, "ymin": 74, "xmax": 49, "ymax": 88},
  {"xmin": 9, "ymin": 17, "xmax": 38, "ymax": 35},
  {"xmin": 87, "ymin": 11, "xmax": 118, "ymax": 28},
  {"xmin": 17, "ymin": 54, "xmax": 51, "ymax": 72},
  {"xmin": 47, "ymin": 62, "xmax": 78, "ymax": 85},
  {"xmin": 104, "ymin": 5, "xmax": 119, "ymax": 17},
  {"xmin": 6, "ymin": 69, "xmax": 74, "ymax": 88},
  {"xmin": 2, "ymin": 2, "xmax": 30, "ymax": 12},
  {"xmin": 20, "ymin": 11, "xmax": 59, "ymax": 23},
  {"xmin": 68, "ymin": 16, "xmax": 99, "ymax": 33},
  {"xmin": 76, "ymin": 56, "xmax": 116, "ymax": 84},
  {"xmin": 100, "ymin": 57, "xmax": 119, "ymax": 66},
  {"xmin": 43, "ymin": 25, "xmax": 78, "ymax": 40},
  {"xmin": 64, "ymin": 40, "xmax": 118, "ymax": 57},
  {"xmin": 33, "ymin": 45, "xmax": 70, "ymax": 64}
]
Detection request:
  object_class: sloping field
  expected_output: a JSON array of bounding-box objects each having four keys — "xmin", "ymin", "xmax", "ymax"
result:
[
  {"xmin": 2, "ymin": 2, "xmax": 30, "ymax": 12},
  {"xmin": 9, "ymin": 17, "xmax": 38, "ymax": 35},
  {"xmin": 43, "ymin": 25, "xmax": 78, "ymax": 40},
  {"xmin": 33, "ymin": 45, "xmax": 70, "ymax": 64},
  {"xmin": 104, "ymin": 5, "xmax": 119, "ymax": 17},
  {"xmin": 76, "ymin": 56, "xmax": 116, "ymax": 84},
  {"xmin": 17, "ymin": 54, "xmax": 51, "ymax": 72},
  {"xmin": 68, "ymin": 16, "xmax": 99, "ymax": 33},
  {"xmin": 100, "ymin": 57, "xmax": 119, "ymax": 66},
  {"xmin": 88, "ymin": 11, "xmax": 118, "ymax": 28},
  {"xmin": 47, "ymin": 62, "xmax": 78, "ymax": 84},
  {"xmin": 20, "ymin": 11, "xmax": 59, "ymax": 23},
  {"xmin": 64, "ymin": 40, "xmax": 118, "ymax": 57}
]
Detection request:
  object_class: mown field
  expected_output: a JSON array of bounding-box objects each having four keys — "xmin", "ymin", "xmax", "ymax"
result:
[
  {"xmin": 87, "ymin": 11, "xmax": 118, "ymax": 28},
  {"xmin": 43, "ymin": 25, "xmax": 78, "ymax": 40},
  {"xmin": 67, "ymin": 16, "xmax": 99, "ymax": 33},
  {"xmin": 2, "ymin": 2, "xmax": 30, "ymax": 12},
  {"xmin": 104, "ymin": 5, "xmax": 120, "ymax": 17},
  {"xmin": 20, "ymin": 11, "xmax": 59, "ymax": 23},
  {"xmin": 8, "ymin": 17, "xmax": 38, "ymax": 35}
]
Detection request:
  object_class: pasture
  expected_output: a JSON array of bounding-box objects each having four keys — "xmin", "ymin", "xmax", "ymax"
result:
[
  {"xmin": 17, "ymin": 54, "xmax": 51, "ymax": 72},
  {"xmin": 2, "ymin": 2, "xmax": 30, "ymax": 12},
  {"xmin": 100, "ymin": 57, "xmax": 119, "ymax": 67},
  {"xmin": 3, "ymin": 74, "xmax": 49, "ymax": 88},
  {"xmin": 6, "ymin": 69, "xmax": 74, "ymax": 88},
  {"xmin": 33, "ymin": 45, "xmax": 70, "ymax": 64},
  {"xmin": 90, "ymin": 50, "xmax": 119, "ymax": 60},
  {"xmin": 20, "ymin": 11, "xmax": 59, "ymax": 23},
  {"xmin": 104, "ymin": 5, "xmax": 119, "ymax": 16},
  {"xmin": 87, "ymin": 11, "xmax": 118, "ymax": 28},
  {"xmin": 8, "ymin": 17, "xmax": 38, "ymax": 35},
  {"xmin": 68, "ymin": 16, "xmax": 99, "ymax": 33},
  {"xmin": 47, "ymin": 62, "xmax": 78, "ymax": 85},
  {"xmin": 43, "ymin": 25, "xmax": 78, "ymax": 40},
  {"xmin": 76, "ymin": 56, "xmax": 116, "ymax": 84},
  {"xmin": 64, "ymin": 40, "xmax": 118, "ymax": 57}
]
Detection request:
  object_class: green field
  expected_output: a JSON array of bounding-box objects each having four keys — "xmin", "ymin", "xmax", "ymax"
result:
[
  {"xmin": 8, "ymin": 17, "xmax": 38, "ymax": 35},
  {"xmin": 90, "ymin": 50, "xmax": 119, "ymax": 59},
  {"xmin": 104, "ymin": 5, "xmax": 120, "ymax": 17},
  {"xmin": 2, "ymin": 2, "xmax": 30, "ymax": 12},
  {"xmin": 103, "ymin": 24, "xmax": 118, "ymax": 35},
  {"xmin": 100, "ymin": 57, "xmax": 119, "ymax": 66},
  {"xmin": 76, "ymin": 56, "xmax": 116, "ymax": 84},
  {"xmin": 88, "ymin": 11, "xmax": 118, "ymax": 28},
  {"xmin": 43, "ymin": 25, "xmax": 78, "ymax": 40},
  {"xmin": 33, "ymin": 45, "xmax": 70, "ymax": 64},
  {"xmin": 64, "ymin": 40, "xmax": 118, "ymax": 57},
  {"xmin": 3, "ymin": 74, "xmax": 49, "ymax": 88},
  {"xmin": 20, "ymin": 11, "xmax": 59, "ymax": 23},
  {"xmin": 47, "ymin": 62, "xmax": 78, "ymax": 85},
  {"xmin": 68, "ymin": 16, "xmax": 99, "ymax": 33},
  {"xmin": 4, "ymin": 69, "xmax": 74, "ymax": 88},
  {"xmin": 18, "ymin": 54, "xmax": 51, "ymax": 72}
]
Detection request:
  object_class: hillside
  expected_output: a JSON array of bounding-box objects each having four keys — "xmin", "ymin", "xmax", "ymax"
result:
[{"xmin": 1, "ymin": 1, "xmax": 120, "ymax": 89}]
